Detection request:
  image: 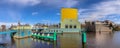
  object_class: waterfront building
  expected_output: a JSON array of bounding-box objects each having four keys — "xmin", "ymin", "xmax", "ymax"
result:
[
  {"xmin": 11, "ymin": 22, "xmax": 32, "ymax": 30},
  {"xmin": 85, "ymin": 20, "xmax": 113, "ymax": 32},
  {"xmin": 45, "ymin": 24, "xmax": 62, "ymax": 33},
  {"xmin": 33, "ymin": 23, "xmax": 48, "ymax": 29},
  {"xmin": 32, "ymin": 23, "xmax": 48, "ymax": 32},
  {"xmin": 31, "ymin": 8, "xmax": 81, "ymax": 33},
  {"xmin": 0, "ymin": 26, "xmax": 2, "ymax": 31},
  {"xmin": 10, "ymin": 25, "xmax": 16, "ymax": 30},
  {"xmin": 1, "ymin": 25, "xmax": 6, "ymax": 31},
  {"xmin": 9, "ymin": 22, "xmax": 32, "ymax": 38},
  {"xmin": 32, "ymin": 23, "xmax": 62, "ymax": 33},
  {"xmin": 13, "ymin": 25, "xmax": 32, "ymax": 38},
  {"xmin": 60, "ymin": 8, "xmax": 81, "ymax": 32}
]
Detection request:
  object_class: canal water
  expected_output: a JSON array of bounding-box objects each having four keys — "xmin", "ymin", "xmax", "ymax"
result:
[{"xmin": 0, "ymin": 31, "xmax": 120, "ymax": 48}]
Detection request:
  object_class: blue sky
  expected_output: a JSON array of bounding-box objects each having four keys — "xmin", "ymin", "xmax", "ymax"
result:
[{"xmin": 0, "ymin": 0, "xmax": 120, "ymax": 25}]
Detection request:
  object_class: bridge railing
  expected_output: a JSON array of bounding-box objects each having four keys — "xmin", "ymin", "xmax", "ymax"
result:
[{"xmin": 31, "ymin": 32, "xmax": 57, "ymax": 41}]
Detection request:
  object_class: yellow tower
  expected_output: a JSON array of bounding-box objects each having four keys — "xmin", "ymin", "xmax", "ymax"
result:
[
  {"xmin": 60, "ymin": 8, "xmax": 81, "ymax": 32},
  {"xmin": 61, "ymin": 8, "xmax": 78, "ymax": 21}
]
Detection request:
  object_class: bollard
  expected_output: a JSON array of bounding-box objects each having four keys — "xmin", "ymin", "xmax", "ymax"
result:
[
  {"xmin": 35, "ymin": 33, "xmax": 37, "ymax": 38},
  {"xmin": 82, "ymin": 31, "xmax": 87, "ymax": 48},
  {"xmin": 31, "ymin": 33, "xmax": 33, "ymax": 37},
  {"xmin": 35, "ymin": 33, "xmax": 37, "ymax": 35},
  {"xmin": 42, "ymin": 33, "xmax": 44, "ymax": 36},
  {"xmin": 53, "ymin": 32, "xmax": 57, "ymax": 41},
  {"xmin": 41, "ymin": 33, "xmax": 44, "ymax": 39},
  {"xmin": 82, "ymin": 32, "xmax": 86, "ymax": 43},
  {"xmin": 37, "ymin": 34, "xmax": 40, "ymax": 39},
  {"xmin": 32, "ymin": 33, "xmax": 33, "ymax": 35},
  {"xmin": 47, "ymin": 34, "xmax": 50, "ymax": 36}
]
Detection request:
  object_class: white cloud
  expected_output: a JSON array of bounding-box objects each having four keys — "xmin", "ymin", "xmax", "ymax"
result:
[
  {"xmin": 43, "ymin": 0, "xmax": 79, "ymax": 7},
  {"xmin": 32, "ymin": 12, "xmax": 38, "ymax": 15},
  {"xmin": 8, "ymin": 0, "xmax": 41, "ymax": 6},
  {"xmin": 0, "ymin": 22, "xmax": 17, "ymax": 26},
  {"xmin": 3, "ymin": 0, "xmax": 79, "ymax": 7},
  {"xmin": 56, "ymin": 13, "xmax": 60, "ymax": 15},
  {"xmin": 63, "ymin": 0, "xmax": 78, "ymax": 7},
  {"xmin": 78, "ymin": 0, "xmax": 120, "ymax": 23}
]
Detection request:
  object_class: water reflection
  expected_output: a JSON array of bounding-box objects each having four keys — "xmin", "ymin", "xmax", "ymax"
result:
[
  {"xmin": 87, "ymin": 32, "xmax": 120, "ymax": 48},
  {"xmin": 59, "ymin": 34, "xmax": 81, "ymax": 48},
  {"xmin": 14, "ymin": 38, "xmax": 32, "ymax": 48},
  {"xmin": 0, "ymin": 31, "xmax": 120, "ymax": 48},
  {"xmin": 14, "ymin": 38, "xmax": 59, "ymax": 48}
]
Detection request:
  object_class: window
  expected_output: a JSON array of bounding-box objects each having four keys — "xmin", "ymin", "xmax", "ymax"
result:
[
  {"xmin": 92, "ymin": 22, "xmax": 94, "ymax": 25},
  {"xmin": 70, "ymin": 20, "xmax": 72, "ymax": 22},
  {"xmin": 65, "ymin": 25, "xmax": 68, "ymax": 28},
  {"xmin": 70, "ymin": 25, "xmax": 72, "ymax": 28},
  {"xmin": 74, "ymin": 25, "xmax": 76, "ymax": 28},
  {"xmin": 56, "ymin": 30, "xmax": 58, "ymax": 32}
]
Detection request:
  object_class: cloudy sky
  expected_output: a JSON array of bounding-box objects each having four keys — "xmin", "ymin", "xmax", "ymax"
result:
[{"xmin": 0, "ymin": 0, "xmax": 120, "ymax": 26}]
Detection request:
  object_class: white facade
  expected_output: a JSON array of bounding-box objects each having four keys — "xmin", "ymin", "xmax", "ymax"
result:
[{"xmin": 61, "ymin": 19, "xmax": 81, "ymax": 32}]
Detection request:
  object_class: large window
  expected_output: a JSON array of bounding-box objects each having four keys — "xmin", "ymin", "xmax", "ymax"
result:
[
  {"xmin": 70, "ymin": 25, "xmax": 72, "ymax": 28},
  {"xmin": 65, "ymin": 25, "xmax": 68, "ymax": 28},
  {"xmin": 74, "ymin": 25, "xmax": 76, "ymax": 28}
]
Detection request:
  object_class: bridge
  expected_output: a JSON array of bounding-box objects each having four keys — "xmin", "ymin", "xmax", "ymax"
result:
[
  {"xmin": 0, "ymin": 29, "xmax": 59, "ymax": 39},
  {"xmin": 0, "ymin": 30, "xmax": 32, "ymax": 38},
  {"xmin": 0, "ymin": 30, "xmax": 17, "ymax": 37}
]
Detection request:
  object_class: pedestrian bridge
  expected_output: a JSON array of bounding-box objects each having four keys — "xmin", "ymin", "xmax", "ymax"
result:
[
  {"xmin": 0, "ymin": 30, "xmax": 17, "ymax": 34},
  {"xmin": 0, "ymin": 30, "xmax": 17, "ymax": 37},
  {"xmin": 0, "ymin": 30, "xmax": 32, "ymax": 38}
]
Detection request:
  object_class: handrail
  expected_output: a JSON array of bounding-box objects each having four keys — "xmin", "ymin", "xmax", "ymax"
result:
[{"xmin": 32, "ymin": 32, "xmax": 57, "ymax": 41}]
